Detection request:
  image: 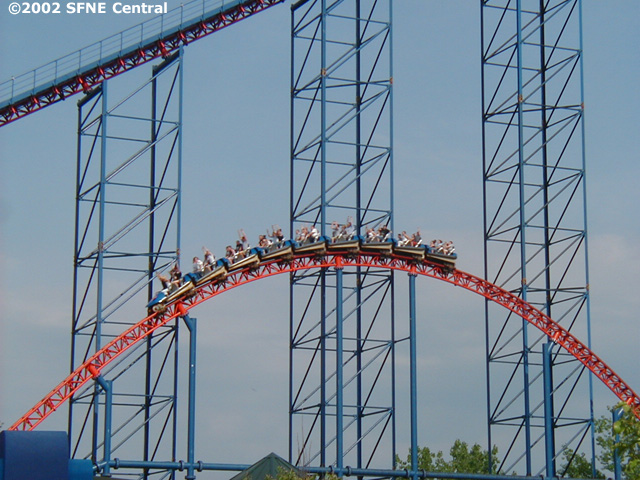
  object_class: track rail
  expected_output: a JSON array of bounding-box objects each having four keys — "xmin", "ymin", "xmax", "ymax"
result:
[
  {"xmin": 0, "ymin": 0, "xmax": 283, "ymax": 127},
  {"xmin": 10, "ymin": 250, "xmax": 640, "ymax": 431}
]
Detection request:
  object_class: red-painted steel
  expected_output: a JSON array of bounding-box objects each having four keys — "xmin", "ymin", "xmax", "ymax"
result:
[
  {"xmin": 9, "ymin": 250, "xmax": 640, "ymax": 431},
  {"xmin": 0, "ymin": 0, "xmax": 283, "ymax": 127}
]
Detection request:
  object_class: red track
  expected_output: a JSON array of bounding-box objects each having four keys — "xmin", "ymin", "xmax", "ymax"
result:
[
  {"xmin": 10, "ymin": 251, "xmax": 640, "ymax": 431},
  {"xmin": 0, "ymin": 0, "xmax": 283, "ymax": 126}
]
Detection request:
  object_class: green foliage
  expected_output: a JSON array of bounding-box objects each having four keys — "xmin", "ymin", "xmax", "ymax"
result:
[
  {"xmin": 394, "ymin": 404, "xmax": 639, "ymax": 480},
  {"xmin": 559, "ymin": 448, "xmax": 603, "ymax": 479},
  {"xmin": 396, "ymin": 440, "xmax": 500, "ymax": 476},
  {"xmin": 267, "ymin": 467, "xmax": 340, "ymax": 480},
  {"xmin": 396, "ymin": 445, "xmax": 444, "ymax": 472},
  {"xmin": 596, "ymin": 412, "xmax": 617, "ymax": 473},
  {"xmin": 266, "ymin": 467, "xmax": 309, "ymax": 480},
  {"xmin": 595, "ymin": 403, "xmax": 640, "ymax": 480}
]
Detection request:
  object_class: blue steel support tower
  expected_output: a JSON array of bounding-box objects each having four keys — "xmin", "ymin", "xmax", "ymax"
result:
[
  {"xmin": 481, "ymin": 0, "xmax": 594, "ymax": 475},
  {"xmin": 71, "ymin": 51, "xmax": 183, "ymax": 479},
  {"xmin": 290, "ymin": 0, "xmax": 395, "ymax": 472}
]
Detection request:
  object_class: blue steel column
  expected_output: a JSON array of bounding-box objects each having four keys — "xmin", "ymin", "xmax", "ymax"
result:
[
  {"xmin": 388, "ymin": 1, "xmax": 395, "ymax": 469},
  {"xmin": 183, "ymin": 314, "xmax": 198, "ymax": 480},
  {"xmin": 90, "ymin": 82, "xmax": 108, "ymax": 463},
  {"xmin": 612, "ymin": 408, "xmax": 623, "ymax": 480},
  {"xmin": 354, "ymin": 0, "xmax": 363, "ymax": 466},
  {"xmin": 177, "ymin": 47, "xmax": 184, "ymax": 258},
  {"xmin": 543, "ymin": 343, "xmax": 555, "ymax": 479},
  {"xmin": 94, "ymin": 377, "xmax": 113, "ymax": 477},
  {"xmin": 578, "ymin": 3, "xmax": 597, "ymax": 474},
  {"xmin": 408, "ymin": 272, "xmax": 418, "ymax": 480},
  {"xmin": 70, "ymin": 82, "xmax": 101, "ymax": 452},
  {"xmin": 515, "ymin": 2, "xmax": 532, "ymax": 472},
  {"xmin": 320, "ymin": 0, "xmax": 327, "ymax": 234},
  {"xmin": 321, "ymin": 3, "xmax": 328, "ymax": 466},
  {"xmin": 97, "ymin": 81, "xmax": 108, "ymax": 352},
  {"xmin": 336, "ymin": 265, "xmax": 344, "ymax": 476},
  {"xmin": 145, "ymin": 62, "xmax": 158, "ymax": 479}
]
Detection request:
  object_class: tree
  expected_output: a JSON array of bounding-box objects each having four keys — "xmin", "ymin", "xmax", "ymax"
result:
[
  {"xmin": 559, "ymin": 448, "xmax": 604, "ymax": 479},
  {"xmin": 397, "ymin": 440, "xmax": 500, "ymax": 476},
  {"xmin": 596, "ymin": 403, "xmax": 640, "ymax": 480},
  {"xmin": 396, "ymin": 445, "xmax": 445, "ymax": 472},
  {"xmin": 268, "ymin": 468, "xmax": 339, "ymax": 480}
]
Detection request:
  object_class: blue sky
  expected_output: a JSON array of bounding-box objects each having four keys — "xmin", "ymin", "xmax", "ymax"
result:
[{"xmin": 0, "ymin": 0, "xmax": 638, "ymax": 476}]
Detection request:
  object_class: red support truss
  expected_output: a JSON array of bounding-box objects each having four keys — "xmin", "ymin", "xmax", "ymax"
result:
[{"xmin": 10, "ymin": 250, "xmax": 640, "ymax": 431}]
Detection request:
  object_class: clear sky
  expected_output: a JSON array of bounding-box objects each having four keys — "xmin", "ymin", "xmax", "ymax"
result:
[{"xmin": 0, "ymin": 1, "xmax": 638, "ymax": 478}]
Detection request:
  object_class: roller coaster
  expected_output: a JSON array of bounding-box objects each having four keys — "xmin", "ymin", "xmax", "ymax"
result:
[
  {"xmin": 1, "ymin": 0, "xmax": 638, "ymax": 479},
  {"xmin": 147, "ymin": 233, "xmax": 457, "ymax": 313},
  {"xmin": 10, "ymin": 233, "xmax": 640, "ymax": 433}
]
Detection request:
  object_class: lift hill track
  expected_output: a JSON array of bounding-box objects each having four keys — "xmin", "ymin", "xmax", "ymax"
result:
[{"xmin": 0, "ymin": 0, "xmax": 283, "ymax": 126}]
